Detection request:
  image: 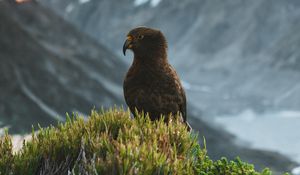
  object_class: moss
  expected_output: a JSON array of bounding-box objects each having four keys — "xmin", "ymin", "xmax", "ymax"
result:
[{"xmin": 0, "ymin": 108, "xmax": 277, "ymax": 174}]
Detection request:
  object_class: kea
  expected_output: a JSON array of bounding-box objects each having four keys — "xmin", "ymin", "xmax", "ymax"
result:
[{"xmin": 123, "ymin": 27, "xmax": 191, "ymax": 131}]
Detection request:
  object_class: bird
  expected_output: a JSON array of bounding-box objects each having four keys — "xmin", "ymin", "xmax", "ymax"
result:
[{"xmin": 122, "ymin": 27, "xmax": 191, "ymax": 131}]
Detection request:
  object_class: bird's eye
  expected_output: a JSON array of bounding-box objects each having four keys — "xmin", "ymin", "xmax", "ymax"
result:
[{"xmin": 138, "ymin": 35, "xmax": 144, "ymax": 39}]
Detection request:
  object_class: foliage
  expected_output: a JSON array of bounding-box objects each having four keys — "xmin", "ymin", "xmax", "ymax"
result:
[{"xmin": 0, "ymin": 108, "xmax": 275, "ymax": 175}]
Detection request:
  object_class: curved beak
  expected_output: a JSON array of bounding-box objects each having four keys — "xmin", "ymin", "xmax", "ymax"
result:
[{"xmin": 123, "ymin": 36, "xmax": 133, "ymax": 56}]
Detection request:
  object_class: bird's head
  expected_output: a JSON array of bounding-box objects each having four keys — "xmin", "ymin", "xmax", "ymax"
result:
[{"xmin": 123, "ymin": 27, "xmax": 168, "ymax": 59}]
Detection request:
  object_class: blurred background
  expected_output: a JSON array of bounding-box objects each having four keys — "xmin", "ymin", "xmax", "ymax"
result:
[{"xmin": 1, "ymin": 0, "xmax": 300, "ymax": 174}]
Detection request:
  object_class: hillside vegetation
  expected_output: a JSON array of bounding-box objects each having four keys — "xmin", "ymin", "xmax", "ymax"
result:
[{"xmin": 0, "ymin": 108, "xmax": 276, "ymax": 174}]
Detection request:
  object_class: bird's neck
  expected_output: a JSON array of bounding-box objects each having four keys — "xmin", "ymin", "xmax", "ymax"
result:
[
  {"xmin": 127, "ymin": 52, "xmax": 169, "ymax": 79},
  {"xmin": 133, "ymin": 53, "xmax": 168, "ymax": 69},
  {"xmin": 133, "ymin": 46, "xmax": 168, "ymax": 64}
]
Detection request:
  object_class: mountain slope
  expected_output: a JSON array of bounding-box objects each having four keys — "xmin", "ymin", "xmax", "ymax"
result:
[
  {"xmin": 41, "ymin": 0, "xmax": 300, "ymax": 117},
  {"xmin": 0, "ymin": 1, "xmax": 126, "ymax": 133}
]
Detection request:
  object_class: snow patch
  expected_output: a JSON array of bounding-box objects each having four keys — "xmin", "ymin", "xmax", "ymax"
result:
[
  {"xmin": 278, "ymin": 110, "xmax": 300, "ymax": 119},
  {"xmin": 150, "ymin": 0, "xmax": 161, "ymax": 7},
  {"xmin": 292, "ymin": 166, "xmax": 300, "ymax": 175},
  {"xmin": 78, "ymin": 0, "xmax": 90, "ymax": 4},
  {"xmin": 66, "ymin": 3, "xmax": 74, "ymax": 13},
  {"xmin": 134, "ymin": 0, "xmax": 161, "ymax": 7},
  {"xmin": 134, "ymin": 0, "xmax": 148, "ymax": 6},
  {"xmin": 215, "ymin": 109, "xmax": 300, "ymax": 163}
]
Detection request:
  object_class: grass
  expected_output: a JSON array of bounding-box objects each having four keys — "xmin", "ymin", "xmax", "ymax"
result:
[{"xmin": 0, "ymin": 108, "xmax": 276, "ymax": 174}]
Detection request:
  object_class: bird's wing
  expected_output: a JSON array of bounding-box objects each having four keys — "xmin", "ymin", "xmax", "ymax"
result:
[
  {"xmin": 126, "ymin": 88, "xmax": 185, "ymax": 118},
  {"xmin": 124, "ymin": 67, "xmax": 186, "ymax": 120}
]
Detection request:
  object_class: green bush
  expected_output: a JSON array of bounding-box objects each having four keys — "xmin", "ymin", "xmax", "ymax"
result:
[{"xmin": 0, "ymin": 108, "xmax": 274, "ymax": 174}]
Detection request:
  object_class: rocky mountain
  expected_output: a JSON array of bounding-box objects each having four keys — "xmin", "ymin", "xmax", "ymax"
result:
[
  {"xmin": 0, "ymin": 0, "xmax": 127, "ymax": 133},
  {"xmin": 40, "ymin": 0, "xmax": 300, "ymax": 117}
]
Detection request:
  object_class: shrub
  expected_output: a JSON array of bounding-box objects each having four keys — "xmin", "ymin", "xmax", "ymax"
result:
[{"xmin": 0, "ymin": 108, "xmax": 274, "ymax": 175}]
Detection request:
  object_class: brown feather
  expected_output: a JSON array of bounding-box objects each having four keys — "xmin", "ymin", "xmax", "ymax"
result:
[{"xmin": 123, "ymin": 27, "xmax": 191, "ymax": 130}]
